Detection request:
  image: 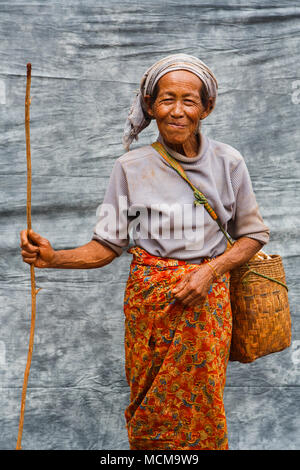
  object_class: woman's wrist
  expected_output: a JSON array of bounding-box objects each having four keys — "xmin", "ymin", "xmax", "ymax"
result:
[
  {"xmin": 209, "ymin": 237, "xmax": 263, "ymax": 278},
  {"xmin": 51, "ymin": 250, "xmax": 61, "ymax": 268},
  {"xmin": 206, "ymin": 261, "xmax": 221, "ymax": 281}
]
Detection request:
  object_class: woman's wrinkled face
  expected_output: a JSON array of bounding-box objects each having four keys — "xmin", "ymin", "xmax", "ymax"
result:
[{"xmin": 145, "ymin": 70, "xmax": 212, "ymax": 149}]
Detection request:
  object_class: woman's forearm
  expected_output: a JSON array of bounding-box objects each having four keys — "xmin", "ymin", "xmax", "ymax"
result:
[
  {"xmin": 51, "ymin": 240, "xmax": 117, "ymax": 269},
  {"xmin": 20, "ymin": 229, "xmax": 117, "ymax": 269},
  {"xmin": 209, "ymin": 237, "xmax": 263, "ymax": 278}
]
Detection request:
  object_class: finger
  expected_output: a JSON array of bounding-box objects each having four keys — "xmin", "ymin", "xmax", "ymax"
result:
[
  {"xmin": 179, "ymin": 293, "xmax": 198, "ymax": 307},
  {"xmin": 21, "ymin": 250, "xmax": 37, "ymax": 260},
  {"xmin": 172, "ymin": 283, "xmax": 185, "ymax": 294},
  {"xmin": 182, "ymin": 288, "xmax": 207, "ymax": 307},
  {"xmin": 173, "ymin": 284, "xmax": 194, "ymax": 303},
  {"xmin": 172, "ymin": 273, "xmax": 192, "ymax": 294},
  {"xmin": 20, "ymin": 238, "xmax": 40, "ymax": 254},
  {"xmin": 23, "ymin": 256, "xmax": 37, "ymax": 265},
  {"xmin": 21, "ymin": 229, "xmax": 44, "ymax": 252},
  {"xmin": 188, "ymin": 296, "xmax": 206, "ymax": 308},
  {"xmin": 20, "ymin": 229, "xmax": 29, "ymax": 247},
  {"xmin": 174, "ymin": 278, "xmax": 206, "ymax": 304},
  {"xmin": 28, "ymin": 229, "xmax": 45, "ymax": 246}
]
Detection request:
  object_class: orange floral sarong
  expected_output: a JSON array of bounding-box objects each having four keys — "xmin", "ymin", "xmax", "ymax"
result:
[{"xmin": 123, "ymin": 246, "xmax": 232, "ymax": 450}]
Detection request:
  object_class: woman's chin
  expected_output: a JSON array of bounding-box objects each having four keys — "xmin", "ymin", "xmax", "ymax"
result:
[{"xmin": 162, "ymin": 134, "xmax": 190, "ymax": 147}]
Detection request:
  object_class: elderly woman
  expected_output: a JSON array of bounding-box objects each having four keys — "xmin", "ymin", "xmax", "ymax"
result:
[{"xmin": 20, "ymin": 54, "xmax": 269, "ymax": 450}]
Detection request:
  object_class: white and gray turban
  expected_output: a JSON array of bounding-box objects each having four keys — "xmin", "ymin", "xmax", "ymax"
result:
[{"xmin": 122, "ymin": 53, "xmax": 218, "ymax": 151}]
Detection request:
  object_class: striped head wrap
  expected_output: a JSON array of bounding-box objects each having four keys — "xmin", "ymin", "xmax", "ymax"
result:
[{"xmin": 122, "ymin": 53, "xmax": 218, "ymax": 151}]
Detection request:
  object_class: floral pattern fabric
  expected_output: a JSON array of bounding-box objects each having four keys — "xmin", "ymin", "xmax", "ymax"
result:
[{"xmin": 123, "ymin": 246, "xmax": 232, "ymax": 450}]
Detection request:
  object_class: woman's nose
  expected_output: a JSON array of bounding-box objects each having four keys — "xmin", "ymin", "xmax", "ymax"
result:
[{"xmin": 170, "ymin": 101, "xmax": 184, "ymax": 117}]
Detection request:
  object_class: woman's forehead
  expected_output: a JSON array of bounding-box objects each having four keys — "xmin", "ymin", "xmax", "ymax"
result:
[{"xmin": 156, "ymin": 70, "xmax": 203, "ymax": 94}]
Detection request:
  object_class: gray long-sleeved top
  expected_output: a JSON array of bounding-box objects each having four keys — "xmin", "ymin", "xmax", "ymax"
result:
[{"xmin": 92, "ymin": 132, "xmax": 270, "ymax": 264}]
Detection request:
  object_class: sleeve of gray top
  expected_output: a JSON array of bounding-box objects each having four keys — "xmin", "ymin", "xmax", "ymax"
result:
[
  {"xmin": 227, "ymin": 159, "xmax": 270, "ymax": 245},
  {"xmin": 92, "ymin": 159, "xmax": 130, "ymax": 256}
]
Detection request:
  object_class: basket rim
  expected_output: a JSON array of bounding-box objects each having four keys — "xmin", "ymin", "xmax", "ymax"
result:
[
  {"xmin": 231, "ymin": 254, "xmax": 283, "ymax": 270},
  {"xmin": 230, "ymin": 253, "xmax": 287, "ymax": 286}
]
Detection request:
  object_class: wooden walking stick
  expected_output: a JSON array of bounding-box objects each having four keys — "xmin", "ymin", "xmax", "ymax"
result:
[{"xmin": 16, "ymin": 63, "xmax": 41, "ymax": 450}]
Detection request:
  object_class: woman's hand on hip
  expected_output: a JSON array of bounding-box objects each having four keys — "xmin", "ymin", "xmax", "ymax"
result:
[
  {"xmin": 172, "ymin": 264, "xmax": 215, "ymax": 307},
  {"xmin": 20, "ymin": 229, "xmax": 56, "ymax": 268}
]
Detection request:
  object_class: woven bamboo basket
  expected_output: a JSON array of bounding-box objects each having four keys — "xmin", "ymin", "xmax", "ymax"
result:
[{"xmin": 229, "ymin": 253, "xmax": 291, "ymax": 363}]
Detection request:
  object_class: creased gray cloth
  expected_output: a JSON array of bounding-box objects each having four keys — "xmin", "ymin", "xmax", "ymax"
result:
[{"xmin": 122, "ymin": 53, "xmax": 218, "ymax": 150}]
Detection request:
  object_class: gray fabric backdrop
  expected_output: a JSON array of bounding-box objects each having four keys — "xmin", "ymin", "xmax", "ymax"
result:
[{"xmin": 0, "ymin": 0, "xmax": 299, "ymax": 450}]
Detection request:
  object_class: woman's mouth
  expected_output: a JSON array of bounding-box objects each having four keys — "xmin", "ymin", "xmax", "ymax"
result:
[{"xmin": 168, "ymin": 123, "xmax": 186, "ymax": 129}]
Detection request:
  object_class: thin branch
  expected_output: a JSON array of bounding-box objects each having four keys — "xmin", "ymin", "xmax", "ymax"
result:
[{"xmin": 16, "ymin": 63, "xmax": 39, "ymax": 451}]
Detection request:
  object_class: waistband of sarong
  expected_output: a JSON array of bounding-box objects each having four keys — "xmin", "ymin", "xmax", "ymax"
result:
[{"xmin": 127, "ymin": 246, "xmax": 217, "ymax": 268}]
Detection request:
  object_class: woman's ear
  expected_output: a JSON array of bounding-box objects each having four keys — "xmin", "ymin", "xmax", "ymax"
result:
[
  {"xmin": 200, "ymin": 97, "xmax": 215, "ymax": 120},
  {"xmin": 144, "ymin": 94, "xmax": 154, "ymax": 118}
]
